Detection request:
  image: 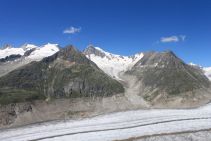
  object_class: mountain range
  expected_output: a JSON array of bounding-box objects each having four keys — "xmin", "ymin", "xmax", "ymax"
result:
[
  {"xmin": 0, "ymin": 43, "xmax": 210, "ymax": 128},
  {"xmin": 84, "ymin": 45, "xmax": 211, "ymax": 107},
  {"xmin": 1, "ymin": 43, "xmax": 210, "ymax": 80},
  {"xmin": 0, "ymin": 45, "xmax": 123, "ymax": 104}
]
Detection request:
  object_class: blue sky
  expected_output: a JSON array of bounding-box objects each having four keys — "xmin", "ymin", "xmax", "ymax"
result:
[{"xmin": 0, "ymin": 0, "xmax": 211, "ymax": 66}]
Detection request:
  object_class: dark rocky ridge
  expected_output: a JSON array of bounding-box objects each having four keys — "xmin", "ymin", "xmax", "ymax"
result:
[
  {"xmin": 0, "ymin": 55, "xmax": 22, "ymax": 63},
  {"xmin": 127, "ymin": 51, "xmax": 211, "ymax": 102},
  {"xmin": 23, "ymin": 48, "xmax": 36, "ymax": 57},
  {"xmin": 0, "ymin": 45, "xmax": 124, "ymax": 105}
]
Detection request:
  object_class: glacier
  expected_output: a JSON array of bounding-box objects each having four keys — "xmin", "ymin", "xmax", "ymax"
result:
[{"xmin": 0, "ymin": 103, "xmax": 211, "ymax": 141}]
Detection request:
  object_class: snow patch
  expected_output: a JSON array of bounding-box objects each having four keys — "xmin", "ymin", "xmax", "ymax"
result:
[
  {"xmin": 204, "ymin": 67, "xmax": 211, "ymax": 80},
  {"xmin": 189, "ymin": 63, "xmax": 211, "ymax": 81}
]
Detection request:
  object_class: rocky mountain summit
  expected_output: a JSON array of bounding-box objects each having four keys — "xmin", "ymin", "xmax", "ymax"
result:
[
  {"xmin": 128, "ymin": 51, "xmax": 211, "ymax": 105},
  {"xmin": 84, "ymin": 45, "xmax": 107, "ymax": 58}
]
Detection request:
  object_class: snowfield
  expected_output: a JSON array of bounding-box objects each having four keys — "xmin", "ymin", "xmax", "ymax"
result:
[
  {"xmin": 0, "ymin": 103, "xmax": 211, "ymax": 141},
  {"xmin": 27, "ymin": 43, "xmax": 59, "ymax": 60},
  {"xmin": 86, "ymin": 47, "xmax": 144, "ymax": 80},
  {"xmin": 0, "ymin": 47, "xmax": 25, "ymax": 59},
  {"xmin": 0, "ymin": 43, "xmax": 59, "ymax": 61}
]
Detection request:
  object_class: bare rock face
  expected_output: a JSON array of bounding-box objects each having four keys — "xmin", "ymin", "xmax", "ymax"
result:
[
  {"xmin": 0, "ymin": 55, "xmax": 22, "ymax": 63},
  {"xmin": 23, "ymin": 48, "xmax": 36, "ymax": 57},
  {"xmin": 127, "ymin": 51, "xmax": 211, "ymax": 104}
]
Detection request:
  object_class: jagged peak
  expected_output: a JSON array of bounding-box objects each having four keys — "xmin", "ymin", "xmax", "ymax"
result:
[
  {"xmin": 59, "ymin": 45, "xmax": 86, "ymax": 60},
  {"xmin": 161, "ymin": 50, "xmax": 178, "ymax": 58},
  {"xmin": 84, "ymin": 45, "xmax": 109, "ymax": 54},
  {"xmin": 84, "ymin": 45, "xmax": 131, "ymax": 59},
  {"xmin": 60, "ymin": 45, "xmax": 79, "ymax": 53},
  {"xmin": 163, "ymin": 50, "xmax": 174, "ymax": 54},
  {"xmin": 84, "ymin": 45, "xmax": 106, "ymax": 58},
  {"xmin": 84, "ymin": 44, "xmax": 95, "ymax": 52},
  {"xmin": 86, "ymin": 44, "xmax": 95, "ymax": 49},
  {"xmin": 41, "ymin": 45, "xmax": 95, "ymax": 65},
  {"xmin": 94, "ymin": 47, "xmax": 106, "ymax": 52}
]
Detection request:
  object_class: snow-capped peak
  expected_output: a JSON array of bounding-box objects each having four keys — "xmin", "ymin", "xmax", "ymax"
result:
[
  {"xmin": 21, "ymin": 44, "xmax": 38, "ymax": 51},
  {"xmin": 94, "ymin": 47, "xmax": 117, "ymax": 57},
  {"xmin": 0, "ymin": 45, "xmax": 25, "ymax": 59},
  {"xmin": 0, "ymin": 43, "xmax": 59, "ymax": 61},
  {"xmin": 94, "ymin": 47, "xmax": 106, "ymax": 53},
  {"xmin": 84, "ymin": 45, "xmax": 144, "ymax": 80},
  {"xmin": 27, "ymin": 43, "xmax": 59, "ymax": 60}
]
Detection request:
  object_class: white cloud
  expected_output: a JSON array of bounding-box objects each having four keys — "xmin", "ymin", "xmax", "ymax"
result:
[
  {"xmin": 160, "ymin": 36, "xmax": 179, "ymax": 43},
  {"xmin": 180, "ymin": 35, "xmax": 186, "ymax": 41},
  {"xmin": 160, "ymin": 35, "xmax": 186, "ymax": 43},
  {"xmin": 63, "ymin": 26, "xmax": 81, "ymax": 34}
]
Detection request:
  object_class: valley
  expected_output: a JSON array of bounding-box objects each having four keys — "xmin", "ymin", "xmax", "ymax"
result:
[
  {"xmin": 1, "ymin": 1, "xmax": 211, "ymax": 140},
  {"xmin": 0, "ymin": 44, "xmax": 211, "ymax": 141},
  {"xmin": 1, "ymin": 103, "xmax": 211, "ymax": 141}
]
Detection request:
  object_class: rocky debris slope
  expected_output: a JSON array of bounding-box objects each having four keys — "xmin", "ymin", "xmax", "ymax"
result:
[{"xmin": 0, "ymin": 103, "xmax": 32, "ymax": 127}]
